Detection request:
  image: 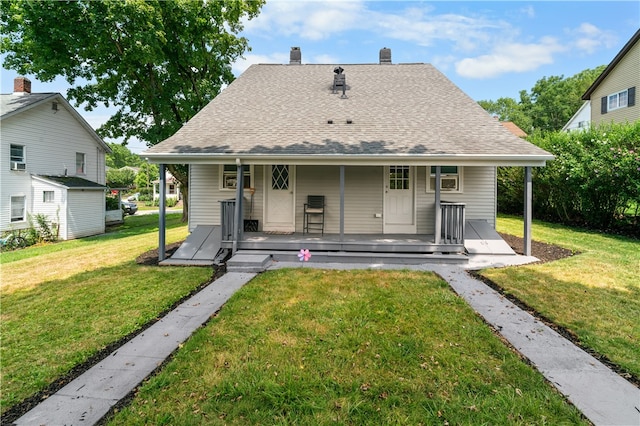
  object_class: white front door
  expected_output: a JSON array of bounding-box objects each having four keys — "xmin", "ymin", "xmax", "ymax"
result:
[
  {"xmin": 264, "ymin": 165, "xmax": 296, "ymax": 232},
  {"xmin": 384, "ymin": 166, "xmax": 416, "ymax": 234}
]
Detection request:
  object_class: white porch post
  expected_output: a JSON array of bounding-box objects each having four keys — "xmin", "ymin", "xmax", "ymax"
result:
[
  {"xmin": 524, "ymin": 166, "xmax": 532, "ymax": 256},
  {"xmin": 340, "ymin": 165, "xmax": 345, "ymax": 242},
  {"xmin": 232, "ymin": 160, "xmax": 244, "ymax": 254},
  {"xmin": 434, "ymin": 166, "xmax": 442, "ymax": 244},
  {"xmin": 158, "ymin": 164, "xmax": 166, "ymax": 262}
]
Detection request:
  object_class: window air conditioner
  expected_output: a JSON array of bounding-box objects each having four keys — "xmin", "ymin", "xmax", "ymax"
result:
[
  {"xmin": 441, "ymin": 176, "xmax": 458, "ymax": 191},
  {"xmin": 11, "ymin": 161, "xmax": 26, "ymax": 171}
]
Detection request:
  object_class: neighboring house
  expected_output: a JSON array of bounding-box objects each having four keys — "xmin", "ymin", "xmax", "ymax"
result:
[
  {"xmin": 143, "ymin": 48, "xmax": 552, "ymax": 261},
  {"xmin": 581, "ymin": 28, "xmax": 639, "ymax": 127},
  {"xmin": 1, "ymin": 77, "xmax": 112, "ymax": 240},
  {"xmin": 500, "ymin": 121, "xmax": 528, "ymax": 138},
  {"xmin": 152, "ymin": 171, "xmax": 181, "ymax": 200},
  {"xmin": 562, "ymin": 101, "xmax": 591, "ymax": 132}
]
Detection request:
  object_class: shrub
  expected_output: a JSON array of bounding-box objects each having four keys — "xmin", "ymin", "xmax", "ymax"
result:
[
  {"xmin": 499, "ymin": 122, "xmax": 640, "ymax": 233},
  {"xmin": 105, "ymin": 196, "xmax": 120, "ymax": 211}
]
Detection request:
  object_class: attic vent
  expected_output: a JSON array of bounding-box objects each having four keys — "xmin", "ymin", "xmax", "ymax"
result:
[
  {"xmin": 379, "ymin": 47, "xmax": 391, "ymax": 64},
  {"xmin": 290, "ymin": 47, "xmax": 301, "ymax": 65},
  {"xmin": 332, "ymin": 67, "xmax": 348, "ymax": 99},
  {"xmin": 52, "ymin": 101, "xmax": 58, "ymax": 111}
]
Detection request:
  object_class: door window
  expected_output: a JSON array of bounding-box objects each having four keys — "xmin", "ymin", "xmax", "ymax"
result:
[{"xmin": 272, "ymin": 165, "xmax": 289, "ymax": 190}]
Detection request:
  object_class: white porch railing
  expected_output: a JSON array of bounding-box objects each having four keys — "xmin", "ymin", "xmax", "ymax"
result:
[{"xmin": 440, "ymin": 201, "xmax": 466, "ymax": 244}]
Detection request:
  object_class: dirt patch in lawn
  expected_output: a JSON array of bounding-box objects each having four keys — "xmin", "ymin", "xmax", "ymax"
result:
[
  {"xmin": 135, "ymin": 241, "xmax": 184, "ymax": 265},
  {"xmin": 498, "ymin": 232, "xmax": 576, "ymax": 263}
]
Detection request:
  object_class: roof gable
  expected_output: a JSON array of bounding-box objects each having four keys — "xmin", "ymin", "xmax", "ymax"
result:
[
  {"xmin": 582, "ymin": 29, "xmax": 640, "ymax": 100},
  {"xmin": 144, "ymin": 62, "xmax": 551, "ymax": 165},
  {"xmin": 1, "ymin": 92, "xmax": 112, "ymax": 154}
]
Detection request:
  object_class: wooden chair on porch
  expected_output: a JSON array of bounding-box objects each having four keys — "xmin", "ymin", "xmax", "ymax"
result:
[{"xmin": 303, "ymin": 195, "xmax": 325, "ymax": 235}]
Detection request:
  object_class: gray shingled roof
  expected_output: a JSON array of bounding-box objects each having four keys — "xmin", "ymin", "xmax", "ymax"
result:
[
  {"xmin": 144, "ymin": 63, "xmax": 552, "ymax": 165},
  {"xmin": 34, "ymin": 175, "xmax": 107, "ymax": 190},
  {"xmin": 1, "ymin": 92, "xmax": 58, "ymax": 118}
]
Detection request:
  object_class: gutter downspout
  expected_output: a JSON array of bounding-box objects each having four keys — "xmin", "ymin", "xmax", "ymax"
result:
[{"xmin": 158, "ymin": 164, "xmax": 166, "ymax": 262}]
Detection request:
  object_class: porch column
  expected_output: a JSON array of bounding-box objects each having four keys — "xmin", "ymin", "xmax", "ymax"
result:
[
  {"xmin": 339, "ymin": 165, "xmax": 345, "ymax": 242},
  {"xmin": 232, "ymin": 160, "xmax": 244, "ymax": 254},
  {"xmin": 434, "ymin": 166, "xmax": 441, "ymax": 244},
  {"xmin": 158, "ymin": 163, "xmax": 166, "ymax": 262},
  {"xmin": 524, "ymin": 166, "xmax": 532, "ymax": 256}
]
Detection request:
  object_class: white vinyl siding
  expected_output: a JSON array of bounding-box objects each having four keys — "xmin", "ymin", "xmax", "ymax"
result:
[
  {"xmin": 65, "ymin": 190, "xmax": 105, "ymax": 239},
  {"xmin": 1, "ymin": 97, "xmax": 108, "ymax": 235},
  {"xmin": 189, "ymin": 164, "xmax": 264, "ymax": 232},
  {"xmin": 422, "ymin": 166, "xmax": 496, "ymax": 233}
]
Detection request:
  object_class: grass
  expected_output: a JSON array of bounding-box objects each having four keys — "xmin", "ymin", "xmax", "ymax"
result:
[
  {"xmin": 481, "ymin": 215, "xmax": 640, "ymax": 378},
  {"xmin": 107, "ymin": 269, "xmax": 586, "ymax": 425},
  {"xmin": 0, "ymin": 214, "xmax": 213, "ymax": 413}
]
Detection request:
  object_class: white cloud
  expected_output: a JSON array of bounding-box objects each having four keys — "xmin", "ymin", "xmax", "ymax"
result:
[
  {"xmin": 455, "ymin": 37, "xmax": 565, "ymax": 79},
  {"xmin": 520, "ymin": 5, "xmax": 535, "ymax": 18},
  {"xmin": 569, "ymin": 23, "xmax": 617, "ymax": 54},
  {"xmin": 311, "ymin": 54, "xmax": 340, "ymax": 64}
]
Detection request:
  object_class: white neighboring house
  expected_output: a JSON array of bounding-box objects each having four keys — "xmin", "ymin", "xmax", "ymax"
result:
[
  {"xmin": 1, "ymin": 77, "xmax": 112, "ymax": 240},
  {"xmin": 153, "ymin": 171, "xmax": 181, "ymax": 200},
  {"xmin": 562, "ymin": 101, "xmax": 591, "ymax": 132}
]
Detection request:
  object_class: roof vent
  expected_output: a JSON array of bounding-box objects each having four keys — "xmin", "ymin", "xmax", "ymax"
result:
[
  {"xmin": 379, "ymin": 47, "xmax": 392, "ymax": 64},
  {"xmin": 290, "ymin": 47, "xmax": 301, "ymax": 65},
  {"xmin": 333, "ymin": 67, "xmax": 347, "ymax": 99}
]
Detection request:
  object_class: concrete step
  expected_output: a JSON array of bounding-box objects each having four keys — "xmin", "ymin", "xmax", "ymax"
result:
[{"xmin": 227, "ymin": 253, "xmax": 273, "ymax": 272}]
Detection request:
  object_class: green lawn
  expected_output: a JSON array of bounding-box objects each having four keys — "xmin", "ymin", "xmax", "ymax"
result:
[
  {"xmin": 0, "ymin": 214, "xmax": 213, "ymax": 414},
  {"xmin": 106, "ymin": 269, "xmax": 585, "ymax": 425},
  {"xmin": 481, "ymin": 215, "xmax": 640, "ymax": 379}
]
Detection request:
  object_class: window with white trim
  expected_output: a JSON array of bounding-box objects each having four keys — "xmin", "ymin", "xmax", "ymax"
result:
[
  {"xmin": 11, "ymin": 196, "xmax": 26, "ymax": 222},
  {"xmin": 608, "ymin": 90, "xmax": 628, "ymax": 111},
  {"xmin": 427, "ymin": 166, "xmax": 463, "ymax": 193},
  {"xmin": 220, "ymin": 164, "xmax": 253, "ymax": 190},
  {"xmin": 43, "ymin": 191, "xmax": 55, "ymax": 203},
  {"xmin": 10, "ymin": 144, "xmax": 26, "ymax": 171},
  {"xmin": 76, "ymin": 152, "xmax": 85, "ymax": 174}
]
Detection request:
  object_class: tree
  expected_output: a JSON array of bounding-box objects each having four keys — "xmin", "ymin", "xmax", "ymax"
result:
[
  {"xmin": 106, "ymin": 142, "xmax": 142, "ymax": 169},
  {"xmin": 106, "ymin": 168, "xmax": 136, "ymax": 189},
  {"xmin": 520, "ymin": 66, "xmax": 606, "ymax": 132},
  {"xmin": 135, "ymin": 161, "xmax": 158, "ymax": 192},
  {"xmin": 477, "ymin": 97, "xmax": 532, "ymax": 133},
  {"xmin": 478, "ymin": 66, "xmax": 606, "ymax": 133},
  {"xmin": 1, "ymin": 0, "xmax": 264, "ymax": 221}
]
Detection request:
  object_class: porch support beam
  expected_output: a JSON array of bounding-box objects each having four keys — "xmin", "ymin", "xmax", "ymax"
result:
[
  {"xmin": 524, "ymin": 166, "xmax": 532, "ymax": 256},
  {"xmin": 232, "ymin": 160, "xmax": 244, "ymax": 254},
  {"xmin": 158, "ymin": 163, "xmax": 166, "ymax": 262},
  {"xmin": 434, "ymin": 166, "xmax": 441, "ymax": 244},
  {"xmin": 340, "ymin": 165, "xmax": 345, "ymax": 242}
]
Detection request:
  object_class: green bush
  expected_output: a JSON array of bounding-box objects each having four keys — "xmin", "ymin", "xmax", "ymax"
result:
[
  {"xmin": 150, "ymin": 197, "xmax": 179, "ymax": 208},
  {"xmin": 105, "ymin": 196, "xmax": 120, "ymax": 211},
  {"xmin": 498, "ymin": 122, "xmax": 640, "ymax": 233}
]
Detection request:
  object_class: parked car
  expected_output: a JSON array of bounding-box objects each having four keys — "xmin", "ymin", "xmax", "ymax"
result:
[{"xmin": 121, "ymin": 201, "xmax": 138, "ymax": 215}]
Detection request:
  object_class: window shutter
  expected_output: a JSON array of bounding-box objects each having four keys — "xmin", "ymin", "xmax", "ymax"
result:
[
  {"xmin": 628, "ymin": 87, "xmax": 636, "ymax": 107},
  {"xmin": 601, "ymin": 96, "xmax": 608, "ymax": 114}
]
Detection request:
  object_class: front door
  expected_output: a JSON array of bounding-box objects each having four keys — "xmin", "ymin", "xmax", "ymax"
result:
[
  {"xmin": 384, "ymin": 166, "xmax": 416, "ymax": 234},
  {"xmin": 264, "ymin": 165, "xmax": 296, "ymax": 233}
]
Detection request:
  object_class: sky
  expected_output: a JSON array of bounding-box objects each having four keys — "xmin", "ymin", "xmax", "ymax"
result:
[{"xmin": 1, "ymin": 1, "xmax": 639, "ymax": 154}]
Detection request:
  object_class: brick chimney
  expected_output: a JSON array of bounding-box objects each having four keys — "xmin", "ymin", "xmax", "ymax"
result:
[
  {"xmin": 14, "ymin": 77, "xmax": 32, "ymax": 95},
  {"xmin": 379, "ymin": 47, "xmax": 392, "ymax": 64},
  {"xmin": 290, "ymin": 47, "xmax": 301, "ymax": 65}
]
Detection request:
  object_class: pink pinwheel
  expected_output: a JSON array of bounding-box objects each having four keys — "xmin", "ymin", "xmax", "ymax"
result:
[{"xmin": 298, "ymin": 248, "xmax": 311, "ymax": 262}]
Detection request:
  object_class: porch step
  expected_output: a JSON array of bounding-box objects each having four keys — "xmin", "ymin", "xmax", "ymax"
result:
[
  {"xmin": 234, "ymin": 250, "xmax": 468, "ymax": 266},
  {"xmin": 227, "ymin": 253, "xmax": 273, "ymax": 272}
]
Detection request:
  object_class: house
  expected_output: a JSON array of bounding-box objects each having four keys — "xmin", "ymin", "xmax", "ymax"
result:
[
  {"xmin": 562, "ymin": 101, "xmax": 591, "ymax": 132},
  {"xmin": 152, "ymin": 170, "xmax": 181, "ymax": 200},
  {"xmin": 581, "ymin": 28, "xmax": 639, "ymax": 127},
  {"xmin": 142, "ymin": 48, "xmax": 553, "ymax": 263},
  {"xmin": 500, "ymin": 121, "xmax": 528, "ymax": 138},
  {"xmin": 1, "ymin": 77, "xmax": 112, "ymax": 240}
]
